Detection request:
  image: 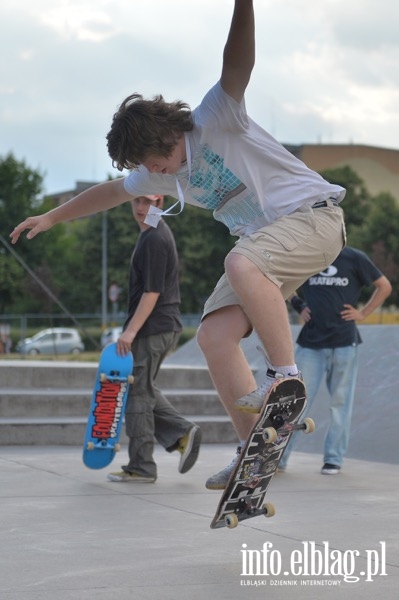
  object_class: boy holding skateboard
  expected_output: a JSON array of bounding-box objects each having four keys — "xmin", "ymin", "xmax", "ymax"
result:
[
  {"xmin": 108, "ymin": 195, "xmax": 201, "ymax": 482},
  {"xmin": 10, "ymin": 0, "xmax": 346, "ymax": 489}
]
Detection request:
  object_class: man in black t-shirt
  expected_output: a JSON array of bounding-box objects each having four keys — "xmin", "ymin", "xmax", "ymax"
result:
[
  {"xmin": 280, "ymin": 246, "xmax": 391, "ymax": 475},
  {"xmin": 107, "ymin": 195, "xmax": 201, "ymax": 483}
]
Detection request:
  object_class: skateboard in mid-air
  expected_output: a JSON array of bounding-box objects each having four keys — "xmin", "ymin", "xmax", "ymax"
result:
[
  {"xmin": 83, "ymin": 342, "xmax": 134, "ymax": 469},
  {"xmin": 210, "ymin": 377, "xmax": 314, "ymax": 529}
]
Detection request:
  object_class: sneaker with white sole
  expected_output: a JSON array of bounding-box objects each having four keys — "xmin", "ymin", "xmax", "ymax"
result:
[
  {"xmin": 321, "ymin": 463, "xmax": 341, "ymax": 475},
  {"xmin": 177, "ymin": 425, "xmax": 202, "ymax": 474},
  {"xmin": 107, "ymin": 471, "xmax": 156, "ymax": 483},
  {"xmin": 235, "ymin": 368, "xmax": 285, "ymax": 413},
  {"xmin": 205, "ymin": 446, "xmax": 242, "ymax": 490}
]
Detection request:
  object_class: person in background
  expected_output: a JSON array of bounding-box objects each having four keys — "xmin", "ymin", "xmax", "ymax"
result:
[
  {"xmin": 280, "ymin": 246, "xmax": 392, "ymax": 475},
  {"xmin": 107, "ymin": 195, "xmax": 201, "ymax": 483}
]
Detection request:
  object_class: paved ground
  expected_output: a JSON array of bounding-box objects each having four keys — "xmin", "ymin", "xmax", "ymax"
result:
[{"xmin": 1, "ymin": 444, "xmax": 398, "ymax": 600}]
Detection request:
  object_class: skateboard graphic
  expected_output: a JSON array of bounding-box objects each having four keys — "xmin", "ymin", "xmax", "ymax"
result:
[
  {"xmin": 210, "ymin": 378, "xmax": 314, "ymax": 529},
  {"xmin": 83, "ymin": 342, "xmax": 134, "ymax": 469}
]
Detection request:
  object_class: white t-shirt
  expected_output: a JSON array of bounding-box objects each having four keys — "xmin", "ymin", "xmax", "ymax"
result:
[{"xmin": 124, "ymin": 81, "xmax": 345, "ymax": 237}]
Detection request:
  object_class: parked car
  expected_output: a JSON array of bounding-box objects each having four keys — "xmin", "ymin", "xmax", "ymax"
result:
[
  {"xmin": 101, "ymin": 327, "xmax": 123, "ymax": 348},
  {"xmin": 16, "ymin": 328, "xmax": 85, "ymax": 355}
]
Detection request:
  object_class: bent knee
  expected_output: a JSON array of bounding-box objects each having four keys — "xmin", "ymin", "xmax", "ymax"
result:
[
  {"xmin": 197, "ymin": 318, "xmax": 214, "ymax": 352},
  {"xmin": 224, "ymin": 251, "xmax": 248, "ymax": 277},
  {"xmin": 197, "ymin": 306, "xmax": 252, "ymax": 353}
]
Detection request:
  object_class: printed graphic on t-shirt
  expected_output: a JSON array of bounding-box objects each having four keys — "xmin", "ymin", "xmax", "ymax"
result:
[
  {"xmin": 308, "ymin": 266, "xmax": 349, "ymax": 287},
  {"xmin": 181, "ymin": 143, "xmax": 264, "ymax": 235}
]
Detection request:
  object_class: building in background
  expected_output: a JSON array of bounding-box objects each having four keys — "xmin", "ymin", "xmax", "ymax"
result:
[{"xmin": 285, "ymin": 144, "xmax": 399, "ymax": 201}]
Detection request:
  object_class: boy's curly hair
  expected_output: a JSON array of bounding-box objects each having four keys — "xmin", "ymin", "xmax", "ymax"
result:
[{"xmin": 106, "ymin": 93, "xmax": 194, "ymax": 171}]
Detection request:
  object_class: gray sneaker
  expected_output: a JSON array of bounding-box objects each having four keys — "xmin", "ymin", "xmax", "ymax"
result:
[
  {"xmin": 235, "ymin": 369, "xmax": 284, "ymax": 413},
  {"xmin": 205, "ymin": 446, "xmax": 242, "ymax": 490},
  {"xmin": 107, "ymin": 471, "xmax": 156, "ymax": 483}
]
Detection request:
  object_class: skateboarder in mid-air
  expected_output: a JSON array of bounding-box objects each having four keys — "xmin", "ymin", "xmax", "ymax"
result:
[{"xmin": 10, "ymin": 1, "xmax": 346, "ymax": 490}]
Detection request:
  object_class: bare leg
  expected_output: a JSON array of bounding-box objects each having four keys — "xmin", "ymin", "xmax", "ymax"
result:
[
  {"xmin": 224, "ymin": 253, "xmax": 295, "ymax": 367},
  {"xmin": 197, "ymin": 305, "xmax": 258, "ymax": 440}
]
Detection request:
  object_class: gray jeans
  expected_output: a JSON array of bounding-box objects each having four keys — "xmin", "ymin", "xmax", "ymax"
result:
[{"xmin": 122, "ymin": 331, "xmax": 194, "ymax": 478}]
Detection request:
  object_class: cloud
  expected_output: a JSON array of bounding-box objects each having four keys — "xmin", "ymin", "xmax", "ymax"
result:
[{"xmin": 1, "ymin": 0, "xmax": 398, "ymax": 193}]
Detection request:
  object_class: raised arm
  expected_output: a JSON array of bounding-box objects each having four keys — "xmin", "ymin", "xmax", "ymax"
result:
[
  {"xmin": 10, "ymin": 178, "xmax": 133, "ymax": 244},
  {"xmin": 220, "ymin": 0, "xmax": 255, "ymax": 103}
]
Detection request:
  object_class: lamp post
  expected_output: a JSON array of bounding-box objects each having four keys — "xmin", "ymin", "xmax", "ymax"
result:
[{"xmin": 101, "ymin": 212, "xmax": 108, "ymax": 331}]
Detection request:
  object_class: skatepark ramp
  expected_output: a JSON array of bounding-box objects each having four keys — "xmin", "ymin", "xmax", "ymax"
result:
[{"xmin": 165, "ymin": 324, "xmax": 399, "ymax": 465}]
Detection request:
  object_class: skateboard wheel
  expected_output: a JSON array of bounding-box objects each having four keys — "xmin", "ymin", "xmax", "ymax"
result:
[
  {"xmin": 302, "ymin": 417, "xmax": 315, "ymax": 433},
  {"xmin": 87, "ymin": 442, "xmax": 95, "ymax": 451},
  {"xmin": 225, "ymin": 514, "xmax": 239, "ymax": 529},
  {"xmin": 262, "ymin": 427, "xmax": 278, "ymax": 443},
  {"xmin": 262, "ymin": 502, "xmax": 276, "ymax": 518},
  {"xmin": 114, "ymin": 443, "xmax": 121, "ymax": 452},
  {"xmin": 99, "ymin": 373, "xmax": 108, "ymax": 382},
  {"xmin": 128, "ymin": 375, "xmax": 134, "ymax": 384}
]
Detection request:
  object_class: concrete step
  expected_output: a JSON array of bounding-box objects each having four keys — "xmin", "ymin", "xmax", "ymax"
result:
[
  {"xmin": 0, "ymin": 359, "xmax": 234, "ymax": 445},
  {"xmin": 0, "ymin": 415, "xmax": 236, "ymax": 445},
  {"xmin": 0, "ymin": 361, "xmax": 214, "ymax": 390},
  {"xmin": 0, "ymin": 389, "xmax": 225, "ymax": 418}
]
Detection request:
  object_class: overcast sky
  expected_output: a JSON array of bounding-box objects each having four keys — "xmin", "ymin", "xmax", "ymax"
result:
[{"xmin": 1, "ymin": 0, "xmax": 399, "ymax": 194}]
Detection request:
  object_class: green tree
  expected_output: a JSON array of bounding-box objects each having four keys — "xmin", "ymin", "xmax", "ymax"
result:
[
  {"xmin": 0, "ymin": 251, "xmax": 25, "ymax": 313},
  {"xmin": 0, "ymin": 153, "xmax": 45, "ymax": 312},
  {"xmin": 61, "ymin": 202, "xmax": 134, "ymax": 314},
  {"xmin": 0, "ymin": 153, "xmax": 43, "ymax": 229},
  {"xmin": 319, "ymin": 165, "xmax": 372, "ymax": 237},
  {"xmin": 167, "ymin": 202, "xmax": 235, "ymax": 312},
  {"xmin": 349, "ymin": 192, "xmax": 399, "ymax": 305}
]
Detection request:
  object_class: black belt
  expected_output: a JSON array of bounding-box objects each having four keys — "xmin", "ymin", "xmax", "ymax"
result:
[{"xmin": 312, "ymin": 198, "xmax": 339, "ymax": 209}]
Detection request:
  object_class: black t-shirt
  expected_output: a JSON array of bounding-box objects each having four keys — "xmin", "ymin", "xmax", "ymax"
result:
[
  {"xmin": 124, "ymin": 219, "xmax": 182, "ymax": 338},
  {"xmin": 296, "ymin": 246, "xmax": 382, "ymax": 349}
]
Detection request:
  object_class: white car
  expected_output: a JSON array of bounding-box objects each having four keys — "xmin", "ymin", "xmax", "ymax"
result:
[
  {"xmin": 101, "ymin": 327, "xmax": 123, "ymax": 348},
  {"xmin": 16, "ymin": 328, "xmax": 85, "ymax": 355}
]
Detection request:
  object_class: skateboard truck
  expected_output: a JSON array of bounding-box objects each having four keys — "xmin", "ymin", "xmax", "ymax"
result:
[
  {"xmin": 225, "ymin": 498, "xmax": 276, "ymax": 529},
  {"xmin": 262, "ymin": 416, "xmax": 315, "ymax": 443},
  {"xmin": 100, "ymin": 372, "xmax": 134, "ymax": 384}
]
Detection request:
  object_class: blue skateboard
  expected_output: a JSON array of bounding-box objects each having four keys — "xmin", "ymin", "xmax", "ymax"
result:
[
  {"xmin": 211, "ymin": 378, "xmax": 315, "ymax": 529},
  {"xmin": 83, "ymin": 342, "xmax": 134, "ymax": 469}
]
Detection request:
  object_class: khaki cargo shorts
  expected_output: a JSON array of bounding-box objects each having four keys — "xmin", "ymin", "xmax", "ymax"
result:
[{"xmin": 202, "ymin": 200, "xmax": 346, "ymax": 320}]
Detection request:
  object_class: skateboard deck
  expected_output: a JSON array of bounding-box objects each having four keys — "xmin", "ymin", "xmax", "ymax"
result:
[
  {"xmin": 83, "ymin": 342, "xmax": 134, "ymax": 469},
  {"xmin": 211, "ymin": 378, "xmax": 314, "ymax": 529}
]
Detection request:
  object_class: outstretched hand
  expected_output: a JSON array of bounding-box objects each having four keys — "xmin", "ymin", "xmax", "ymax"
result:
[{"xmin": 10, "ymin": 214, "xmax": 54, "ymax": 244}]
